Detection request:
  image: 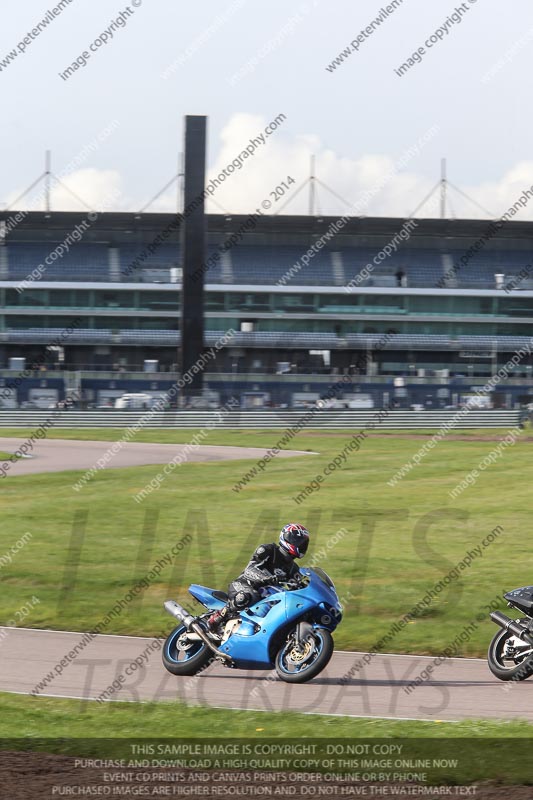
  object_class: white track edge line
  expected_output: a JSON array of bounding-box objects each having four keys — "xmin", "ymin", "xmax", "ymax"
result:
[{"xmin": 0, "ymin": 688, "xmax": 459, "ymax": 722}]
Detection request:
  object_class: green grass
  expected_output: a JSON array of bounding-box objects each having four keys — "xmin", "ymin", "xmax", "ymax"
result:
[
  {"xmin": 1, "ymin": 689, "xmax": 531, "ymax": 738},
  {"xmin": 0, "ymin": 450, "xmax": 21, "ymax": 460},
  {"xmin": 0, "ymin": 426, "xmax": 526, "ymax": 655},
  {"xmin": 1, "ymin": 694, "xmax": 533, "ymax": 783}
]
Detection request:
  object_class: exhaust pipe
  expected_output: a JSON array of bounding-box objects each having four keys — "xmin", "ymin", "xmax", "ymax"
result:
[
  {"xmin": 490, "ymin": 611, "xmax": 533, "ymax": 645},
  {"xmin": 164, "ymin": 600, "xmax": 233, "ymax": 663},
  {"xmin": 164, "ymin": 600, "xmax": 197, "ymax": 630}
]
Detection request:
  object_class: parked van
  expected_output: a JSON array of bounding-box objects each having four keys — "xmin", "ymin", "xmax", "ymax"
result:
[{"xmin": 114, "ymin": 393, "xmax": 155, "ymax": 410}]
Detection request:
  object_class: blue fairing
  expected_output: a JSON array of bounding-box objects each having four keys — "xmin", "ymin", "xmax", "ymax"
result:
[
  {"xmin": 189, "ymin": 584, "xmax": 226, "ymax": 610},
  {"xmin": 187, "ymin": 568, "xmax": 342, "ymax": 670}
]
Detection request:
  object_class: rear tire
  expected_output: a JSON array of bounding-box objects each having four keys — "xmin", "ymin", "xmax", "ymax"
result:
[
  {"xmin": 487, "ymin": 627, "xmax": 533, "ymax": 682},
  {"xmin": 275, "ymin": 628, "xmax": 333, "ymax": 684},
  {"xmin": 162, "ymin": 624, "xmax": 213, "ymax": 676}
]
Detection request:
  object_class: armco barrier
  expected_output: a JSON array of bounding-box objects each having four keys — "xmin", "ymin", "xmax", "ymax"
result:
[{"xmin": 0, "ymin": 409, "xmax": 524, "ymax": 429}]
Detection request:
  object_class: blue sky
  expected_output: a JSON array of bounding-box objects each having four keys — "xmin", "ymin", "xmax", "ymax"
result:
[{"xmin": 1, "ymin": 0, "xmax": 532, "ymax": 218}]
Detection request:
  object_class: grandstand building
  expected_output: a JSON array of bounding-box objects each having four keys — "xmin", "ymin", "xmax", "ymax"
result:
[{"xmin": 1, "ymin": 210, "xmax": 533, "ymax": 409}]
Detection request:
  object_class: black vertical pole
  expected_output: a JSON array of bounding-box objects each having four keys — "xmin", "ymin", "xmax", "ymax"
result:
[{"xmin": 181, "ymin": 115, "xmax": 207, "ymax": 399}]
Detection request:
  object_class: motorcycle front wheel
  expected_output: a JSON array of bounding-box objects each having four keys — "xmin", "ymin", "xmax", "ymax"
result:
[
  {"xmin": 275, "ymin": 627, "xmax": 333, "ymax": 684},
  {"xmin": 487, "ymin": 626, "xmax": 533, "ymax": 681},
  {"xmin": 162, "ymin": 624, "xmax": 213, "ymax": 676}
]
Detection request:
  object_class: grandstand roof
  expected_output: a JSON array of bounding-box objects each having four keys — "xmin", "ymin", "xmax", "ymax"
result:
[{"xmin": 2, "ymin": 210, "xmax": 533, "ymax": 245}]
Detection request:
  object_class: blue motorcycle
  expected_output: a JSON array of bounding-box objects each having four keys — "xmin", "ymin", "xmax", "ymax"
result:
[{"xmin": 162, "ymin": 567, "xmax": 342, "ymax": 683}]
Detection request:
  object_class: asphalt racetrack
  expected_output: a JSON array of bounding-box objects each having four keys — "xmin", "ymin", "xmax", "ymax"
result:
[
  {"xmin": 0, "ymin": 627, "xmax": 520, "ymax": 722},
  {"xmin": 0, "ymin": 436, "xmax": 315, "ymax": 476}
]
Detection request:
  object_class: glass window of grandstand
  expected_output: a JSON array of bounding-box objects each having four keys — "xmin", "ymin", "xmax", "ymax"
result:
[
  {"xmin": 138, "ymin": 291, "xmax": 180, "ymax": 311},
  {"xmin": 209, "ymin": 317, "xmax": 239, "ymax": 329},
  {"xmin": 451, "ymin": 296, "xmax": 494, "ymax": 315},
  {"xmin": 49, "ymin": 290, "xmax": 74, "ymax": 307},
  {"xmin": 205, "ymin": 293, "xmax": 225, "ymax": 311},
  {"xmin": 273, "ymin": 293, "xmax": 315, "ymax": 312},
  {"xmin": 137, "ymin": 318, "xmax": 178, "ymax": 330},
  {"xmin": 48, "ymin": 316, "xmax": 85, "ymax": 328},
  {"xmin": 315, "ymin": 294, "xmax": 359, "ymax": 313},
  {"xmin": 12, "ymin": 288, "xmax": 47, "ymax": 307},
  {"xmin": 73, "ymin": 290, "xmax": 91, "ymax": 307},
  {"xmin": 407, "ymin": 296, "xmax": 494, "ymax": 315},
  {"xmin": 498, "ymin": 297, "xmax": 533, "ymax": 317},
  {"xmin": 358, "ymin": 294, "xmax": 405, "ymax": 313},
  {"xmin": 5, "ymin": 289, "xmax": 26, "ymax": 306},
  {"xmin": 258, "ymin": 318, "xmax": 331, "ymax": 332},
  {"xmin": 408, "ymin": 295, "xmax": 454, "ymax": 314},
  {"xmin": 227, "ymin": 293, "xmax": 271, "ymax": 312},
  {"xmin": 495, "ymin": 323, "xmax": 532, "ymax": 335},
  {"xmin": 8, "ymin": 315, "xmax": 46, "ymax": 328},
  {"xmin": 93, "ymin": 317, "xmax": 136, "ymax": 330},
  {"xmin": 94, "ymin": 290, "xmax": 135, "ymax": 309}
]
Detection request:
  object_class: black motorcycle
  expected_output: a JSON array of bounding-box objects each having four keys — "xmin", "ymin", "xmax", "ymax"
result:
[{"xmin": 488, "ymin": 586, "xmax": 533, "ymax": 681}]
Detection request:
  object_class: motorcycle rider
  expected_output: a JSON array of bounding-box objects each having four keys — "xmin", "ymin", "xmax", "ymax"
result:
[{"xmin": 207, "ymin": 523, "xmax": 310, "ymax": 634}]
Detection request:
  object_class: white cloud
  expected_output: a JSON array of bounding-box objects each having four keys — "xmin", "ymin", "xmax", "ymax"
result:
[
  {"xmin": 6, "ymin": 168, "xmax": 127, "ymax": 213},
  {"xmin": 6, "ymin": 115, "xmax": 533, "ymax": 221},
  {"xmin": 201, "ymin": 113, "xmax": 533, "ymax": 220}
]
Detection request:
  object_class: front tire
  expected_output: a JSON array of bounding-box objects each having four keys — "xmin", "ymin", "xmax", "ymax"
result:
[
  {"xmin": 487, "ymin": 626, "xmax": 533, "ymax": 682},
  {"xmin": 162, "ymin": 624, "xmax": 213, "ymax": 676},
  {"xmin": 275, "ymin": 628, "xmax": 333, "ymax": 684}
]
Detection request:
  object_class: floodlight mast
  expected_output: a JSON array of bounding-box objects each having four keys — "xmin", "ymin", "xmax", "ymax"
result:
[{"xmin": 180, "ymin": 115, "xmax": 207, "ymax": 402}]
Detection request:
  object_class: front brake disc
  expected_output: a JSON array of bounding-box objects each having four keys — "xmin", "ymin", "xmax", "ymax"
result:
[{"xmin": 287, "ymin": 640, "xmax": 313, "ymax": 665}]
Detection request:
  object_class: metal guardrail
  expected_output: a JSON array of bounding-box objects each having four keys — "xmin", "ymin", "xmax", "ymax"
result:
[{"xmin": 0, "ymin": 410, "xmax": 523, "ymax": 429}]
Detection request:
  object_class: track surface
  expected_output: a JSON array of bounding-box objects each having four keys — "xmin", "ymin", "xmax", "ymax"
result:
[
  {"xmin": 0, "ymin": 627, "xmax": 524, "ymax": 721},
  {"xmin": 0, "ymin": 437, "xmax": 314, "ymax": 476}
]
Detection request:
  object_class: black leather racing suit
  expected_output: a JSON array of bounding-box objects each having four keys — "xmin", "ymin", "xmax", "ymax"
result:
[{"xmin": 226, "ymin": 542, "xmax": 301, "ymax": 614}]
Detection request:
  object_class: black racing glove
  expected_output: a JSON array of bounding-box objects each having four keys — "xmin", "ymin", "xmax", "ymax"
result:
[
  {"xmin": 258, "ymin": 571, "xmax": 277, "ymax": 586},
  {"xmin": 273, "ymin": 568, "xmax": 286, "ymax": 583},
  {"xmin": 289, "ymin": 572, "xmax": 308, "ymax": 589}
]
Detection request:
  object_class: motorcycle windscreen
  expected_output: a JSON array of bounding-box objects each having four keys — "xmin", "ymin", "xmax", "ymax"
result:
[{"xmin": 188, "ymin": 584, "xmax": 228, "ymax": 610}]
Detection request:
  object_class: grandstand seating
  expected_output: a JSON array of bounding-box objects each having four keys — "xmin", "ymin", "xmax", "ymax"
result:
[
  {"xmin": 6, "ymin": 244, "xmax": 110, "ymax": 281},
  {"xmin": 4, "ymin": 239, "xmax": 532, "ymax": 289},
  {"xmin": 4, "ymin": 327, "xmax": 533, "ymax": 352}
]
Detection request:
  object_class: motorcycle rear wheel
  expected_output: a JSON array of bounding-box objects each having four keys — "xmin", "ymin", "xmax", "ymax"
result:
[
  {"xmin": 275, "ymin": 627, "xmax": 333, "ymax": 684},
  {"xmin": 162, "ymin": 624, "xmax": 213, "ymax": 676},
  {"xmin": 487, "ymin": 627, "xmax": 533, "ymax": 681}
]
